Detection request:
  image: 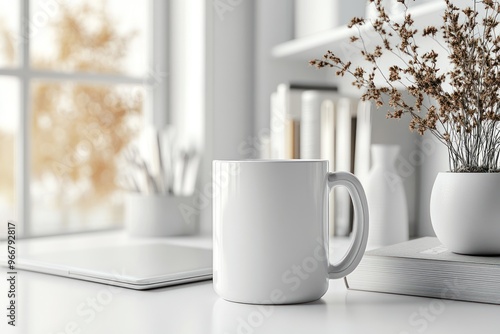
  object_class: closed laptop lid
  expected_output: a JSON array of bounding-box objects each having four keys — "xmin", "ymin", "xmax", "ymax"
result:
[{"xmin": 17, "ymin": 243, "xmax": 213, "ymax": 286}]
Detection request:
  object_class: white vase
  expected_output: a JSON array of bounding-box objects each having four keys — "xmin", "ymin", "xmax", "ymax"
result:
[
  {"xmin": 430, "ymin": 172, "xmax": 500, "ymax": 255},
  {"xmin": 364, "ymin": 145, "xmax": 409, "ymax": 248}
]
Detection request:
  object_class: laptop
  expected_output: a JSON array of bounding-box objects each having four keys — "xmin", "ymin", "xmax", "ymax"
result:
[{"xmin": 4, "ymin": 243, "xmax": 212, "ymax": 290}]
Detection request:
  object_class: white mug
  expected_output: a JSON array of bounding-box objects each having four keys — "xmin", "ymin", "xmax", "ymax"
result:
[{"xmin": 213, "ymin": 160, "xmax": 369, "ymax": 304}]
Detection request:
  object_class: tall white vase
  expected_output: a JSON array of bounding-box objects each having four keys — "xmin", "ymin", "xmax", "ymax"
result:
[{"xmin": 364, "ymin": 145, "xmax": 409, "ymax": 249}]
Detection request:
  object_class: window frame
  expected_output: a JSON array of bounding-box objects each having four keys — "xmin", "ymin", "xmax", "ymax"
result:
[{"xmin": 0, "ymin": 0, "xmax": 169, "ymax": 238}]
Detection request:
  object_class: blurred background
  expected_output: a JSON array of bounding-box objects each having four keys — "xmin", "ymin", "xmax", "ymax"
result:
[{"xmin": 0, "ymin": 0, "xmax": 448, "ymax": 240}]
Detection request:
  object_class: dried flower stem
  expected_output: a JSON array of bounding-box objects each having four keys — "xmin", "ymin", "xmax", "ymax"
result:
[{"xmin": 311, "ymin": 0, "xmax": 500, "ymax": 172}]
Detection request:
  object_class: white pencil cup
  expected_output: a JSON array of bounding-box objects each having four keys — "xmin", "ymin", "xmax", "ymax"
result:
[{"xmin": 124, "ymin": 193, "xmax": 197, "ymax": 237}]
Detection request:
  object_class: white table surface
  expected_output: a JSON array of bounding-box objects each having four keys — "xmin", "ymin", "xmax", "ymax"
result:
[{"xmin": 1, "ymin": 231, "xmax": 499, "ymax": 334}]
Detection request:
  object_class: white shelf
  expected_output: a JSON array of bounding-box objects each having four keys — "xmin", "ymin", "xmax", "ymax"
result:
[{"xmin": 272, "ymin": 2, "xmax": 446, "ymax": 61}]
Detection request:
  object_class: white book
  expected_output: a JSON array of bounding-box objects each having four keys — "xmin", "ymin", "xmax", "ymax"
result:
[
  {"xmin": 301, "ymin": 90, "xmax": 339, "ymax": 159},
  {"xmin": 321, "ymin": 100, "xmax": 336, "ymax": 170},
  {"xmin": 258, "ymin": 133, "xmax": 271, "ymax": 160},
  {"xmin": 301, "ymin": 91, "xmax": 324, "ymax": 159},
  {"xmin": 272, "ymin": 84, "xmax": 303, "ymax": 159},
  {"xmin": 285, "ymin": 117, "xmax": 300, "ymax": 159},
  {"xmin": 346, "ymin": 237, "xmax": 500, "ymax": 305},
  {"xmin": 354, "ymin": 100, "xmax": 372, "ymax": 183},
  {"xmin": 321, "ymin": 100, "xmax": 336, "ymax": 236},
  {"xmin": 277, "ymin": 83, "xmax": 302, "ymax": 120},
  {"xmin": 334, "ymin": 98, "xmax": 352, "ymax": 236},
  {"xmin": 270, "ymin": 92, "xmax": 285, "ymax": 159}
]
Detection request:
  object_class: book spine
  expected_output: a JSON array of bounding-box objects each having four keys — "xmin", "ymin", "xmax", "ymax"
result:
[
  {"xmin": 300, "ymin": 91, "xmax": 323, "ymax": 159},
  {"xmin": 334, "ymin": 98, "xmax": 352, "ymax": 236},
  {"xmin": 270, "ymin": 91, "xmax": 285, "ymax": 159},
  {"xmin": 321, "ymin": 99, "xmax": 336, "ymax": 236},
  {"xmin": 293, "ymin": 119, "xmax": 300, "ymax": 159},
  {"xmin": 354, "ymin": 100, "xmax": 372, "ymax": 182},
  {"xmin": 285, "ymin": 117, "xmax": 300, "ymax": 159}
]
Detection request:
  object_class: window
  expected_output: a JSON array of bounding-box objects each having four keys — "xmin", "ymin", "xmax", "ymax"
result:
[{"xmin": 0, "ymin": 0, "xmax": 167, "ymax": 238}]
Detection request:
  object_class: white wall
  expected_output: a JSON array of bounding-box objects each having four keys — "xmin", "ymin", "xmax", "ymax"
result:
[
  {"xmin": 198, "ymin": 0, "xmax": 256, "ymax": 233},
  {"xmin": 170, "ymin": 0, "xmax": 206, "ymax": 150},
  {"xmin": 210, "ymin": 0, "xmax": 256, "ymax": 160}
]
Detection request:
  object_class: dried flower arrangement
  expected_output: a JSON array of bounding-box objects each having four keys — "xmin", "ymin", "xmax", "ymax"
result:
[{"xmin": 310, "ymin": 0, "xmax": 500, "ymax": 172}]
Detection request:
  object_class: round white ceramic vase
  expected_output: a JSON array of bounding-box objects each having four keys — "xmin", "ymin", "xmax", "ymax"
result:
[
  {"xmin": 430, "ymin": 172, "xmax": 500, "ymax": 255},
  {"xmin": 364, "ymin": 145, "xmax": 409, "ymax": 248}
]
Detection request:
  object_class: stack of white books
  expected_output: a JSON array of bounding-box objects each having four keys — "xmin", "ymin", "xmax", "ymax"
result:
[{"xmin": 346, "ymin": 237, "xmax": 500, "ymax": 305}]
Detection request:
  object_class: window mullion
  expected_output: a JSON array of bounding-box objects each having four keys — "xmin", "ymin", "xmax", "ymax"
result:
[
  {"xmin": 151, "ymin": 0, "xmax": 168, "ymax": 128},
  {"xmin": 18, "ymin": 0, "xmax": 30, "ymax": 237},
  {"xmin": 29, "ymin": 70, "xmax": 147, "ymax": 85},
  {"xmin": 0, "ymin": 68, "xmax": 148, "ymax": 85}
]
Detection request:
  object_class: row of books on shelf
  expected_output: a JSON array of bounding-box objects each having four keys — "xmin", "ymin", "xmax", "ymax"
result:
[{"xmin": 265, "ymin": 82, "xmax": 372, "ymax": 236}]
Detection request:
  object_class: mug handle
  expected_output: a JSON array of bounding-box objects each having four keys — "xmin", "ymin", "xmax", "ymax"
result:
[{"xmin": 327, "ymin": 171, "xmax": 369, "ymax": 279}]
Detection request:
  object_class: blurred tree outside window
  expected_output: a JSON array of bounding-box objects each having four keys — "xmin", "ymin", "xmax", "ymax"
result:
[{"xmin": 0, "ymin": 0, "xmax": 155, "ymax": 238}]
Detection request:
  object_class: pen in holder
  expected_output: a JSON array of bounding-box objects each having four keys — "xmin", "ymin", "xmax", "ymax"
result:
[{"xmin": 119, "ymin": 126, "xmax": 200, "ymax": 237}]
